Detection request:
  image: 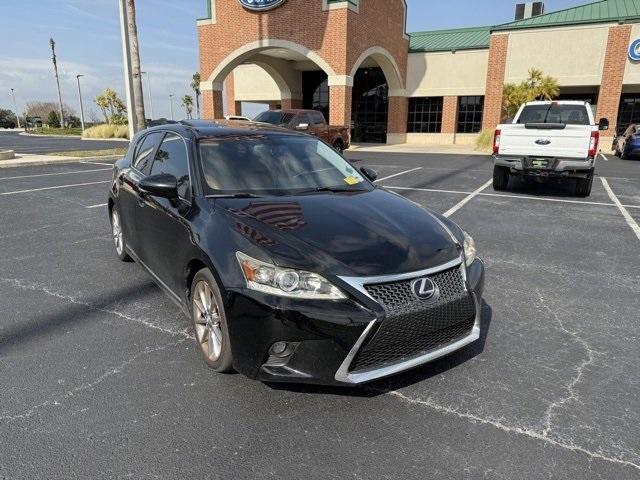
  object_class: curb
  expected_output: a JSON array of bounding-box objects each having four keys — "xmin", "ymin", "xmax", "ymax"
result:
[
  {"xmin": 0, "ymin": 154, "xmax": 120, "ymax": 168},
  {"xmin": 19, "ymin": 132, "xmax": 82, "ymax": 138},
  {"xmin": 82, "ymin": 137, "xmax": 129, "ymax": 143}
]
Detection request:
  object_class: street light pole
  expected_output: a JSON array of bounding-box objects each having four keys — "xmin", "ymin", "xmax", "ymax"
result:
[
  {"xmin": 118, "ymin": 0, "xmax": 137, "ymax": 139},
  {"xmin": 76, "ymin": 75, "xmax": 86, "ymax": 132},
  {"xmin": 10, "ymin": 88, "xmax": 20, "ymax": 129},
  {"xmin": 169, "ymin": 94, "xmax": 175, "ymax": 120},
  {"xmin": 141, "ymin": 71, "xmax": 154, "ymax": 120}
]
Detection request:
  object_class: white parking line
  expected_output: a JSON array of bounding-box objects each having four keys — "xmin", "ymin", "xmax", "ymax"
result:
[
  {"xmin": 1, "ymin": 181, "xmax": 109, "ymax": 196},
  {"xmin": 85, "ymin": 203, "xmax": 108, "ymax": 209},
  {"xmin": 600, "ymin": 177, "xmax": 640, "ymax": 241},
  {"xmin": 442, "ymin": 179, "xmax": 493, "ymax": 217},
  {"xmin": 0, "ymin": 168, "xmax": 111, "ymax": 181},
  {"xmin": 374, "ymin": 167, "xmax": 423, "ymax": 183},
  {"xmin": 384, "ymin": 185, "xmax": 640, "ymax": 210},
  {"xmin": 599, "ymin": 153, "xmax": 608, "ymax": 162},
  {"xmin": 80, "ymin": 161, "xmax": 116, "ymax": 166}
]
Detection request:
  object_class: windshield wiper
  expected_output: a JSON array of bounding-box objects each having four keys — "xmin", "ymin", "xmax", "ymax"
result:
[
  {"xmin": 298, "ymin": 186, "xmax": 361, "ymax": 194},
  {"xmin": 207, "ymin": 193, "xmax": 263, "ymax": 199}
]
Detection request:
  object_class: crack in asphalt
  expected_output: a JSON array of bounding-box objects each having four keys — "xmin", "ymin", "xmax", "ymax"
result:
[
  {"xmin": 535, "ymin": 289, "xmax": 602, "ymax": 437},
  {"xmin": 0, "ymin": 277, "xmax": 193, "ymax": 340},
  {"xmin": 388, "ymin": 390, "xmax": 640, "ymax": 472},
  {"xmin": 0, "ymin": 339, "xmax": 188, "ymax": 422}
]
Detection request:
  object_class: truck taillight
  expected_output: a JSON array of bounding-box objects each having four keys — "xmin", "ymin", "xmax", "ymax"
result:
[
  {"xmin": 588, "ymin": 130, "xmax": 599, "ymax": 158},
  {"xmin": 493, "ymin": 129, "xmax": 501, "ymax": 155}
]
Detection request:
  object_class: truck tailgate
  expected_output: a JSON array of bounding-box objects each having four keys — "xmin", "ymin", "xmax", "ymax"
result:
[{"xmin": 499, "ymin": 124, "xmax": 591, "ymax": 159}]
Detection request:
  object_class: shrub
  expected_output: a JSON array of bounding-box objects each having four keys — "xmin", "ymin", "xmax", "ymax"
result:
[
  {"xmin": 46, "ymin": 110, "xmax": 60, "ymax": 128},
  {"xmin": 475, "ymin": 129, "xmax": 495, "ymax": 152},
  {"xmin": 82, "ymin": 124, "xmax": 129, "ymax": 139}
]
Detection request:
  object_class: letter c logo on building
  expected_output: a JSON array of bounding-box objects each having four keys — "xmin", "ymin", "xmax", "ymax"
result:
[
  {"xmin": 629, "ymin": 39, "xmax": 640, "ymax": 62},
  {"xmin": 238, "ymin": 0, "xmax": 286, "ymax": 11}
]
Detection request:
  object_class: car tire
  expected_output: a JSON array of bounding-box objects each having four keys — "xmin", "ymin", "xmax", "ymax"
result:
[
  {"xmin": 575, "ymin": 172, "xmax": 594, "ymax": 197},
  {"xmin": 110, "ymin": 206, "xmax": 132, "ymax": 262},
  {"xmin": 493, "ymin": 165, "xmax": 510, "ymax": 191},
  {"xmin": 620, "ymin": 148, "xmax": 629, "ymax": 160},
  {"xmin": 333, "ymin": 140, "xmax": 344, "ymax": 155},
  {"xmin": 190, "ymin": 268, "xmax": 233, "ymax": 373}
]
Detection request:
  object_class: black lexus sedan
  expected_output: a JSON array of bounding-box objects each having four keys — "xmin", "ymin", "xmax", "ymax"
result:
[{"xmin": 108, "ymin": 120, "xmax": 485, "ymax": 385}]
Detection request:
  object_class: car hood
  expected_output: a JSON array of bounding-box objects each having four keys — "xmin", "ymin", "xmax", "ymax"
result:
[{"xmin": 214, "ymin": 188, "xmax": 460, "ymax": 277}]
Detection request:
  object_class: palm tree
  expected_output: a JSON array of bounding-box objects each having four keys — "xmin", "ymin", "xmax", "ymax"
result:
[
  {"xmin": 191, "ymin": 72, "xmax": 201, "ymax": 119},
  {"xmin": 49, "ymin": 38, "xmax": 65, "ymax": 128},
  {"xmin": 182, "ymin": 95, "xmax": 194, "ymax": 119},
  {"xmin": 125, "ymin": 0, "xmax": 146, "ymax": 131}
]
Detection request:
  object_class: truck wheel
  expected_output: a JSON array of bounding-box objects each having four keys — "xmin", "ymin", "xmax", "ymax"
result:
[
  {"xmin": 493, "ymin": 166, "xmax": 510, "ymax": 191},
  {"xmin": 333, "ymin": 140, "xmax": 344, "ymax": 155},
  {"xmin": 575, "ymin": 172, "xmax": 594, "ymax": 197}
]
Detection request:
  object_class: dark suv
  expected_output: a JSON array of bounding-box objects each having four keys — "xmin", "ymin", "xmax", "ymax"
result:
[{"xmin": 108, "ymin": 120, "xmax": 485, "ymax": 385}]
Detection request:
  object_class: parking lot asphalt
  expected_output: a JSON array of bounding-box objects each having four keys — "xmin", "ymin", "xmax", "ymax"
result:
[
  {"xmin": 0, "ymin": 153, "xmax": 639, "ymax": 479},
  {"xmin": 0, "ymin": 130, "xmax": 128, "ymax": 154}
]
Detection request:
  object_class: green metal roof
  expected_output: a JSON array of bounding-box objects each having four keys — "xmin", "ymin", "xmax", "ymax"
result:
[
  {"xmin": 409, "ymin": 26, "xmax": 491, "ymax": 53},
  {"xmin": 493, "ymin": 0, "xmax": 640, "ymax": 31}
]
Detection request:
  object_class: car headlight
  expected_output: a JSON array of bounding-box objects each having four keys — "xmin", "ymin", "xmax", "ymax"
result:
[
  {"xmin": 463, "ymin": 231, "xmax": 477, "ymax": 267},
  {"xmin": 236, "ymin": 252, "xmax": 346, "ymax": 300}
]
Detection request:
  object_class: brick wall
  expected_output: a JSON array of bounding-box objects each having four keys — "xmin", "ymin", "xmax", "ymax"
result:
[
  {"xmin": 388, "ymin": 96, "xmax": 408, "ymax": 135},
  {"xmin": 482, "ymin": 34, "xmax": 509, "ymax": 131},
  {"xmin": 597, "ymin": 25, "xmax": 631, "ymax": 136},
  {"xmin": 329, "ymin": 86, "xmax": 352, "ymax": 126},
  {"xmin": 202, "ymin": 90, "xmax": 223, "ymax": 119},
  {"xmin": 224, "ymin": 75, "xmax": 239, "ymax": 116},
  {"xmin": 442, "ymin": 96, "xmax": 458, "ymax": 134}
]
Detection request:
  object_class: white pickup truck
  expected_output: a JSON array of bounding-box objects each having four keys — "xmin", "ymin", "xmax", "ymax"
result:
[{"xmin": 492, "ymin": 101, "xmax": 610, "ymax": 197}]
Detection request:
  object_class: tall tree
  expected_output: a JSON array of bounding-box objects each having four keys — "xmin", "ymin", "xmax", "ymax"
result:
[
  {"xmin": 49, "ymin": 38, "xmax": 65, "ymax": 128},
  {"xmin": 182, "ymin": 95, "xmax": 194, "ymax": 119},
  {"xmin": 191, "ymin": 72, "xmax": 201, "ymax": 119},
  {"xmin": 502, "ymin": 68, "xmax": 560, "ymax": 119},
  {"xmin": 126, "ymin": 0, "xmax": 146, "ymax": 131}
]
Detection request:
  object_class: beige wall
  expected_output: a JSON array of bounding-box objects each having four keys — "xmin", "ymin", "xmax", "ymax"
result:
[
  {"xmin": 504, "ymin": 24, "xmax": 610, "ymax": 86},
  {"xmin": 623, "ymin": 23, "xmax": 640, "ymax": 85},
  {"xmin": 406, "ymin": 50, "xmax": 489, "ymax": 97},
  {"xmin": 232, "ymin": 65, "xmax": 281, "ymax": 102}
]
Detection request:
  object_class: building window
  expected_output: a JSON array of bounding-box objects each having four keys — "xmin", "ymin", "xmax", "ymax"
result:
[
  {"xmin": 617, "ymin": 94, "xmax": 640, "ymax": 136},
  {"xmin": 407, "ymin": 97, "xmax": 443, "ymax": 133},
  {"xmin": 457, "ymin": 96, "xmax": 484, "ymax": 133},
  {"xmin": 302, "ymin": 71, "xmax": 329, "ymax": 121}
]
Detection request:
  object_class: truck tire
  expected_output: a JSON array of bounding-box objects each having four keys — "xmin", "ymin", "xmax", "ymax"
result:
[
  {"xmin": 575, "ymin": 171, "xmax": 594, "ymax": 197},
  {"xmin": 493, "ymin": 166, "xmax": 510, "ymax": 191}
]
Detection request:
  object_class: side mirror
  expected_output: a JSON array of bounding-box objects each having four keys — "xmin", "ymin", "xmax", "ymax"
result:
[
  {"xmin": 139, "ymin": 173, "xmax": 178, "ymax": 199},
  {"xmin": 598, "ymin": 118, "xmax": 609, "ymax": 131},
  {"xmin": 360, "ymin": 166, "xmax": 378, "ymax": 182},
  {"xmin": 295, "ymin": 123, "xmax": 309, "ymax": 131}
]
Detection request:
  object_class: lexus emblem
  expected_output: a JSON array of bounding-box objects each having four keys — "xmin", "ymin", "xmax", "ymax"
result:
[{"xmin": 411, "ymin": 277, "xmax": 440, "ymax": 302}]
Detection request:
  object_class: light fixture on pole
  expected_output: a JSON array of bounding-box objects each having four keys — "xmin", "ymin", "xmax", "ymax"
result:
[
  {"xmin": 10, "ymin": 88, "xmax": 20, "ymax": 129},
  {"xmin": 141, "ymin": 71, "xmax": 154, "ymax": 120},
  {"xmin": 76, "ymin": 75, "xmax": 86, "ymax": 132},
  {"xmin": 169, "ymin": 94, "xmax": 175, "ymax": 120}
]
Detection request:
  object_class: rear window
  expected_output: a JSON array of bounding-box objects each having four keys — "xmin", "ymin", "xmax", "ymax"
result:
[
  {"xmin": 517, "ymin": 104, "xmax": 590, "ymax": 126},
  {"xmin": 254, "ymin": 111, "xmax": 295, "ymax": 126}
]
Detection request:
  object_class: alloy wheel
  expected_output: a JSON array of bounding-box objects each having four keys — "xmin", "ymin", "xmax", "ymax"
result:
[
  {"xmin": 192, "ymin": 280, "xmax": 223, "ymax": 361},
  {"xmin": 111, "ymin": 210, "xmax": 124, "ymax": 255}
]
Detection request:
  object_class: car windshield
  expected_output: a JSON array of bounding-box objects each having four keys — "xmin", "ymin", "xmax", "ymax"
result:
[
  {"xmin": 517, "ymin": 104, "xmax": 590, "ymax": 125},
  {"xmin": 199, "ymin": 135, "xmax": 370, "ymax": 196},
  {"xmin": 253, "ymin": 111, "xmax": 295, "ymax": 126}
]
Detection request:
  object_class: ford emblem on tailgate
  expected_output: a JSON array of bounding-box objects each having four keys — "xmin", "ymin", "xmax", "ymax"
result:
[
  {"xmin": 535, "ymin": 139, "xmax": 552, "ymax": 145},
  {"xmin": 239, "ymin": 0, "xmax": 286, "ymax": 11}
]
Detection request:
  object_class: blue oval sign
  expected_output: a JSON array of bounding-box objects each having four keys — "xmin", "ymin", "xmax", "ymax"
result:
[
  {"xmin": 629, "ymin": 38, "xmax": 640, "ymax": 62},
  {"xmin": 238, "ymin": 0, "xmax": 286, "ymax": 11}
]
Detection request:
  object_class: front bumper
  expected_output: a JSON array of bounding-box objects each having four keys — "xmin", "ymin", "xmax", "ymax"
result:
[
  {"xmin": 225, "ymin": 258, "xmax": 485, "ymax": 386},
  {"xmin": 495, "ymin": 155, "xmax": 594, "ymax": 178}
]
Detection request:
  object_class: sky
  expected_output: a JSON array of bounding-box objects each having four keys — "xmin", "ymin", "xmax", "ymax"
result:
[{"xmin": 0, "ymin": 0, "xmax": 590, "ymax": 121}]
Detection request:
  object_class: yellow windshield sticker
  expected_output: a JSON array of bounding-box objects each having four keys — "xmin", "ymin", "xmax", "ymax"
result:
[{"xmin": 344, "ymin": 176, "xmax": 360, "ymax": 185}]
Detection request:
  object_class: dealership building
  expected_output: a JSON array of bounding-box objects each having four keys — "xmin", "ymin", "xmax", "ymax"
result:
[{"xmin": 197, "ymin": 0, "xmax": 640, "ymax": 145}]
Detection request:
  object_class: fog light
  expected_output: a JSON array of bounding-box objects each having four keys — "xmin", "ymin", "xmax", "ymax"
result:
[{"xmin": 270, "ymin": 341, "xmax": 293, "ymax": 358}]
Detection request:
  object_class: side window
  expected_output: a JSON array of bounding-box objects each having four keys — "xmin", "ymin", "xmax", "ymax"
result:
[
  {"xmin": 310, "ymin": 111, "xmax": 325, "ymax": 126},
  {"xmin": 149, "ymin": 133, "xmax": 191, "ymax": 201},
  {"xmin": 133, "ymin": 132, "xmax": 163, "ymax": 174}
]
